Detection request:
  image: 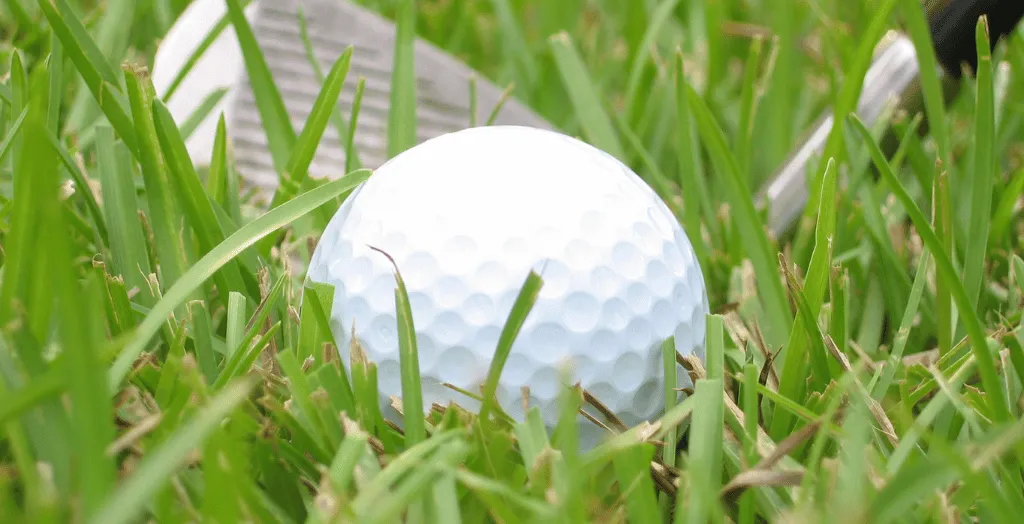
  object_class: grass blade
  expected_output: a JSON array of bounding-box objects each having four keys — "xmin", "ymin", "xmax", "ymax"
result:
[
  {"xmin": 963, "ymin": 16, "xmax": 995, "ymax": 311},
  {"xmin": 849, "ymin": 114, "xmax": 1009, "ymax": 423},
  {"xmin": 388, "ymin": 0, "xmax": 417, "ymax": 158},
  {"xmin": 223, "ymin": 0, "xmax": 297, "ymax": 176},
  {"xmin": 89, "ymin": 378, "xmax": 256, "ymax": 524},
  {"xmin": 108, "ymin": 170, "xmax": 371, "ymax": 392},
  {"xmin": 685, "ymin": 82, "xmax": 792, "ymax": 347},
  {"xmin": 548, "ymin": 32, "xmax": 625, "ymax": 160}
]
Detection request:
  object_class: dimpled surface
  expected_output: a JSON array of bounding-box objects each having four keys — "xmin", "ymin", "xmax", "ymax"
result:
[{"xmin": 307, "ymin": 126, "xmax": 709, "ymax": 447}]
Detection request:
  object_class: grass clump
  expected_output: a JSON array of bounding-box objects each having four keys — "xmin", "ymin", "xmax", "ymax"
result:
[{"xmin": 3, "ymin": 0, "xmax": 1024, "ymax": 522}]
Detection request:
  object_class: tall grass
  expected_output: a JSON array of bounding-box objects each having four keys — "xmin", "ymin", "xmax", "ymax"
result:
[{"xmin": 2, "ymin": 0, "xmax": 1024, "ymax": 522}]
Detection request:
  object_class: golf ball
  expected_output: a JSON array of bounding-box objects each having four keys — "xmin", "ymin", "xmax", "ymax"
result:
[{"xmin": 306, "ymin": 126, "xmax": 709, "ymax": 446}]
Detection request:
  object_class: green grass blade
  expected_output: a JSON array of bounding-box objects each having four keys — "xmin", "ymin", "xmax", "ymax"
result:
[
  {"xmin": 849, "ymin": 114, "xmax": 1010, "ymax": 423},
  {"xmin": 687, "ymin": 378, "xmax": 725, "ymax": 523},
  {"xmin": 963, "ymin": 16, "xmax": 995, "ymax": 311},
  {"xmin": 108, "ymin": 170, "xmax": 371, "ymax": 392},
  {"xmin": 88, "ymin": 378, "xmax": 256, "ymax": 524},
  {"xmin": 802, "ymin": 0, "xmax": 899, "ymax": 217},
  {"xmin": 685, "ymin": 81, "xmax": 792, "ymax": 347},
  {"xmin": 270, "ymin": 46, "xmax": 353, "ymax": 208},
  {"xmin": 0, "ymin": 107, "xmax": 27, "ymax": 164},
  {"xmin": 151, "ymin": 99, "xmax": 251, "ymax": 299},
  {"xmin": 772, "ymin": 158, "xmax": 838, "ymax": 437},
  {"xmin": 369, "ymin": 246, "xmax": 427, "ymax": 446},
  {"xmin": 479, "ymin": 271, "xmax": 543, "ymax": 424},
  {"xmin": 898, "ymin": 0, "xmax": 950, "ymax": 164},
  {"xmin": 124, "ymin": 66, "xmax": 191, "ymax": 293},
  {"xmin": 96, "ymin": 125, "xmax": 152, "ymax": 300},
  {"xmin": 295, "ymin": 6, "xmax": 362, "ymax": 171},
  {"xmin": 548, "ymin": 32, "xmax": 625, "ymax": 160},
  {"xmin": 36, "ymin": 0, "xmax": 138, "ymax": 156},
  {"xmin": 388, "ymin": 0, "xmax": 418, "ymax": 158},
  {"xmin": 223, "ymin": 0, "xmax": 297, "ymax": 176}
]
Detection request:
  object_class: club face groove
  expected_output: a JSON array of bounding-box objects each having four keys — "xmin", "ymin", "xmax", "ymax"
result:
[{"xmin": 153, "ymin": 0, "xmax": 555, "ymax": 194}]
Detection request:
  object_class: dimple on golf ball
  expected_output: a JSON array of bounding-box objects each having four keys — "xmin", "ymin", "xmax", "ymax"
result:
[{"xmin": 306, "ymin": 125, "xmax": 709, "ymax": 446}]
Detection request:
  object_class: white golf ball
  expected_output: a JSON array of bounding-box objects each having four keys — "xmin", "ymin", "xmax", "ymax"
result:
[{"xmin": 306, "ymin": 126, "xmax": 709, "ymax": 447}]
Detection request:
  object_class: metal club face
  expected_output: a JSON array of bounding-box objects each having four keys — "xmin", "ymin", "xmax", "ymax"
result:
[
  {"xmin": 152, "ymin": 0, "xmax": 555, "ymax": 195},
  {"xmin": 758, "ymin": 33, "xmax": 927, "ymax": 236}
]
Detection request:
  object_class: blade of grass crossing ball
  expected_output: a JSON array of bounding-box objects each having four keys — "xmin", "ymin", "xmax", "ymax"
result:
[
  {"xmin": 368, "ymin": 246, "xmax": 426, "ymax": 445},
  {"xmin": 89, "ymin": 378, "xmax": 256, "ymax": 524},
  {"xmin": 685, "ymin": 83, "xmax": 791, "ymax": 347},
  {"xmin": 151, "ymin": 100, "xmax": 251, "ymax": 299},
  {"xmin": 687, "ymin": 379, "xmax": 725, "ymax": 524},
  {"xmin": 661, "ymin": 338, "xmax": 680, "ymax": 470},
  {"xmin": 108, "ymin": 171, "xmax": 370, "ymax": 392},
  {"xmin": 772, "ymin": 159, "xmax": 837, "ymax": 438},
  {"xmin": 296, "ymin": 7, "xmax": 362, "ymax": 171},
  {"xmin": 706, "ymin": 314, "xmax": 725, "ymax": 381},
  {"xmin": 553, "ymin": 379, "xmax": 587, "ymax": 523},
  {"xmin": 388, "ymin": 0, "xmax": 417, "ymax": 158},
  {"xmin": 898, "ymin": 0, "xmax": 950, "ymax": 164},
  {"xmin": 548, "ymin": 32, "xmax": 625, "ymax": 160},
  {"xmin": 36, "ymin": 0, "xmax": 138, "ymax": 156},
  {"xmin": 124, "ymin": 68, "xmax": 190, "ymax": 296},
  {"xmin": 964, "ymin": 17, "xmax": 996, "ymax": 311},
  {"xmin": 849, "ymin": 114, "xmax": 1010, "ymax": 423},
  {"xmin": 224, "ymin": 0, "xmax": 296, "ymax": 176},
  {"xmin": 479, "ymin": 270, "xmax": 543, "ymax": 424},
  {"xmin": 96, "ymin": 125, "xmax": 151, "ymax": 301}
]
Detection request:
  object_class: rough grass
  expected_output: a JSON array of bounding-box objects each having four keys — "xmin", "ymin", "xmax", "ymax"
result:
[{"xmin": 2, "ymin": 0, "xmax": 1024, "ymax": 523}]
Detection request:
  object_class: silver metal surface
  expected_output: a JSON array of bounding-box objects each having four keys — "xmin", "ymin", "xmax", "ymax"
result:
[
  {"xmin": 152, "ymin": 0, "xmax": 554, "ymax": 194},
  {"xmin": 231, "ymin": 0, "xmax": 554, "ymax": 189},
  {"xmin": 757, "ymin": 33, "xmax": 930, "ymax": 237}
]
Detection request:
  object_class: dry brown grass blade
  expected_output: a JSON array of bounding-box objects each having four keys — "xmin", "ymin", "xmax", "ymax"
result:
[
  {"xmin": 825, "ymin": 336, "xmax": 899, "ymax": 447},
  {"xmin": 582, "ymin": 387, "xmax": 629, "ymax": 433},
  {"xmin": 720, "ymin": 469, "xmax": 804, "ymax": 503}
]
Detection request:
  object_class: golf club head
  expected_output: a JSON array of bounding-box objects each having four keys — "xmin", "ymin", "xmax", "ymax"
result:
[
  {"xmin": 152, "ymin": 0, "xmax": 555, "ymax": 196},
  {"xmin": 758, "ymin": 0, "xmax": 1024, "ymax": 238},
  {"xmin": 759, "ymin": 33, "xmax": 927, "ymax": 236}
]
